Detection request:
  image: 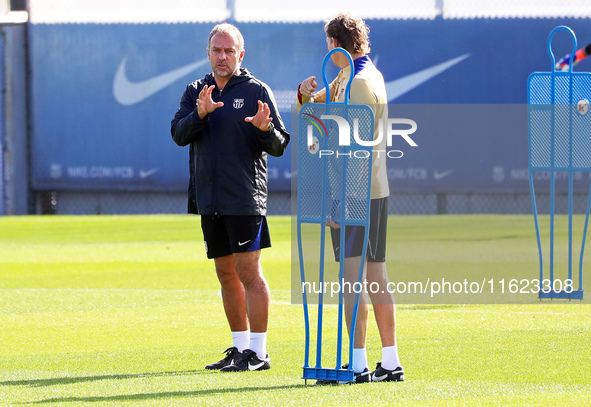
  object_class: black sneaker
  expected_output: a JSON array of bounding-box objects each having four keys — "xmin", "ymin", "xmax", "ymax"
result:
[
  {"xmin": 371, "ymin": 362, "xmax": 404, "ymax": 382},
  {"xmin": 350, "ymin": 368, "xmax": 371, "ymax": 383},
  {"xmin": 343, "ymin": 363, "xmax": 371, "ymax": 384},
  {"xmin": 220, "ymin": 349, "xmax": 270, "ymax": 372},
  {"xmin": 205, "ymin": 347, "xmax": 241, "ymax": 370},
  {"xmin": 316, "ymin": 364, "xmax": 371, "ymax": 385}
]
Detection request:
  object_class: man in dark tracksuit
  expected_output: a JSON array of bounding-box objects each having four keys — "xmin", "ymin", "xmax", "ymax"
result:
[{"xmin": 171, "ymin": 23, "xmax": 290, "ymax": 372}]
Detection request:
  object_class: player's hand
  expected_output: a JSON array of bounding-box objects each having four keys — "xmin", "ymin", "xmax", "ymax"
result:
[
  {"xmin": 197, "ymin": 85, "xmax": 224, "ymax": 119},
  {"xmin": 245, "ymin": 100, "xmax": 273, "ymax": 131},
  {"xmin": 299, "ymin": 76, "xmax": 317, "ymax": 97},
  {"xmin": 326, "ymin": 218, "xmax": 341, "ymax": 229}
]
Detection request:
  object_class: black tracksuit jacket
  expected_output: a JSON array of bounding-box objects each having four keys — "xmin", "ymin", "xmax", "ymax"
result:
[{"xmin": 171, "ymin": 68, "xmax": 290, "ymax": 215}]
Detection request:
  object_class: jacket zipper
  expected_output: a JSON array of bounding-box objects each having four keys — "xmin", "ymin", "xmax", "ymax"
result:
[{"xmin": 211, "ymin": 85, "xmax": 220, "ymax": 212}]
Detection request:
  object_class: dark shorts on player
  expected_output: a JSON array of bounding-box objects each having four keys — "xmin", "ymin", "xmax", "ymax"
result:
[
  {"xmin": 330, "ymin": 197, "xmax": 388, "ymax": 263},
  {"xmin": 201, "ymin": 215, "xmax": 271, "ymax": 259}
]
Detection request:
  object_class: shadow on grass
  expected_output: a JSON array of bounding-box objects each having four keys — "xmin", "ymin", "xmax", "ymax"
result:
[
  {"xmin": 27, "ymin": 384, "xmax": 308, "ymax": 404},
  {"xmin": 0, "ymin": 370, "xmax": 216, "ymax": 388}
]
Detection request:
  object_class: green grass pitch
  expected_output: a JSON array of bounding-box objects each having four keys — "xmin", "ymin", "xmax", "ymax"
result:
[{"xmin": 0, "ymin": 215, "xmax": 590, "ymax": 406}]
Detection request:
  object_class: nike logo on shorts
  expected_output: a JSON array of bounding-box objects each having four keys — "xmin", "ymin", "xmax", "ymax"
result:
[{"xmin": 238, "ymin": 240, "xmax": 250, "ymax": 246}]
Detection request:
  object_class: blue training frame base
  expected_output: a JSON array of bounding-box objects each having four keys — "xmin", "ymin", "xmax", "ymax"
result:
[
  {"xmin": 538, "ymin": 289, "xmax": 584, "ymax": 300},
  {"xmin": 302, "ymin": 367, "xmax": 355, "ymax": 382}
]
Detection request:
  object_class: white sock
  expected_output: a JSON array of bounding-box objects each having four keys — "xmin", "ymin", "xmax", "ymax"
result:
[
  {"xmin": 381, "ymin": 345, "xmax": 401, "ymax": 370},
  {"xmin": 352, "ymin": 348, "xmax": 368, "ymax": 373},
  {"xmin": 231, "ymin": 330, "xmax": 250, "ymax": 352},
  {"xmin": 249, "ymin": 332, "xmax": 267, "ymax": 359}
]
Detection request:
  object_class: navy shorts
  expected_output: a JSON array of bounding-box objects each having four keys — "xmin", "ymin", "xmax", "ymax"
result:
[
  {"xmin": 330, "ymin": 197, "xmax": 388, "ymax": 263},
  {"xmin": 201, "ymin": 215, "xmax": 271, "ymax": 259}
]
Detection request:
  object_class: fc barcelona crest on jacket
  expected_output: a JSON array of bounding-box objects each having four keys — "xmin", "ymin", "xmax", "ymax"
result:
[{"xmin": 233, "ymin": 98, "xmax": 244, "ymax": 109}]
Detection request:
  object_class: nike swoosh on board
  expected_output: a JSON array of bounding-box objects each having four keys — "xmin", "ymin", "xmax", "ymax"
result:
[
  {"xmin": 139, "ymin": 168, "xmax": 159, "ymax": 178},
  {"xmin": 386, "ymin": 53, "xmax": 471, "ymax": 102},
  {"xmin": 434, "ymin": 169, "xmax": 454, "ymax": 180},
  {"xmin": 113, "ymin": 57, "xmax": 209, "ymax": 106}
]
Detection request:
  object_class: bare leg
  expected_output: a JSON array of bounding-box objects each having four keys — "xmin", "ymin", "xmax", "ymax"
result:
[
  {"xmin": 232, "ymin": 250, "xmax": 270, "ymax": 333},
  {"xmin": 214, "ymin": 254, "xmax": 249, "ymax": 332},
  {"xmin": 343, "ymin": 256, "xmax": 369, "ymax": 348},
  {"xmin": 367, "ymin": 261, "xmax": 396, "ymax": 347}
]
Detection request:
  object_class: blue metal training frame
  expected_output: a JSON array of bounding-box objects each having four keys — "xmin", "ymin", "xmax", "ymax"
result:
[
  {"xmin": 528, "ymin": 26, "xmax": 590, "ymax": 300},
  {"xmin": 297, "ymin": 48, "xmax": 375, "ymax": 383}
]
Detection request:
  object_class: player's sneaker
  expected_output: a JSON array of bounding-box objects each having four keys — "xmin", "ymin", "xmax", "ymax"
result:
[
  {"xmin": 205, "ymin": 347, "xmax": 241, "ymax": 370},
  {"xmin": 371, "ymin": 362, "xmax": 404, "ymax": 382},
  {"xmin": 341, "ymin": 363, "xmax": 371, "ymax": 383},
  {"xmin": 344, "ymin": 367, "xmax": 371, "ymax": 384},
  {"xmin": 316, "ymin": 364, "xmax": 371, "ymax": 384},
  {"xmin": 219, "ymin": 349, "xmax": 271, "ymax": 372}
]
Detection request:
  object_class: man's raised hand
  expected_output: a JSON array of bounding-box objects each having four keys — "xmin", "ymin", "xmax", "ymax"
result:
[
  {"xmin": 245, "ymin": 100, "xmax": 273, "ymax": 131},
  {"xmin": 197, "ymin": 85, "xmax": 224, "ymax": 119}
]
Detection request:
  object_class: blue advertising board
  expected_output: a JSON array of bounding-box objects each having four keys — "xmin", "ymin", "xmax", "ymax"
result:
[
  {"xmin": 0, "ymin": 33, "xmax": 4, "ymax": 215},
  {"xmin": 28, "ymin": 18, "xmax": 591, "ymax": 193}
]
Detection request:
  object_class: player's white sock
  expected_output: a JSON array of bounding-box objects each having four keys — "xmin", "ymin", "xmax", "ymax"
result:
[
  {"xmin": 381, "ymin": 345, "xmax": 401, "ymax": 370},
  {"xmin": 249, "ymin": 332, "xmax": 267, "ymax": 358},
  {"xmin": 231, "ymin": 330, "xmax": 250, "ymax": 352},
  {"xmin": 352, "ymin": 348, "xmax": 368, "ymax": 373}
]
